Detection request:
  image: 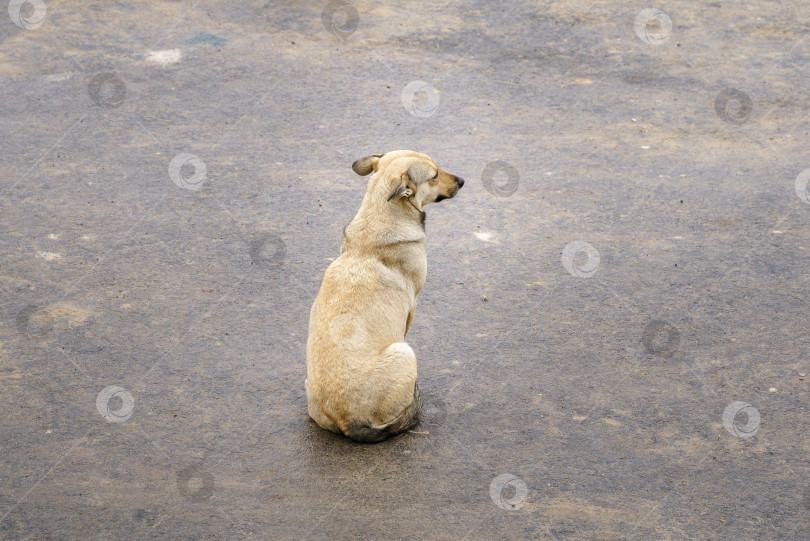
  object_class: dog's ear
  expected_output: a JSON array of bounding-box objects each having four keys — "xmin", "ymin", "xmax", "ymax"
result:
[
  {"xmin": 352, "ymin": 154, "xmax": 383, "ymax": 176},
  {"xmin": 405, "ymin": 159, "xmax": 434, "ymax": 184},
  {"xmin": 386, "ymin": 158, "xmax": 432, "ymax": 201},
  {"xmin": 387, "ymin": 174, "xmax": 413, "ymax": 201}
]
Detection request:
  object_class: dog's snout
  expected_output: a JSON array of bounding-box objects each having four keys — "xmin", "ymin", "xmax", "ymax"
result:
[{"xmin": 456, "ymin": 176, "xmax": 465, "ymax": 187}]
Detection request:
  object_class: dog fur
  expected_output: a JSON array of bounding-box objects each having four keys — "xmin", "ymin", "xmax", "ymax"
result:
[{"xmin": 305, "ymin": 150, "xmax": 464, "ymax": 443}]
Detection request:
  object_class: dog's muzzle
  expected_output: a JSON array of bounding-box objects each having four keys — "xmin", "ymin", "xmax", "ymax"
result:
[{"xmin": 435, "ymin": 177, "xmax": 464, "ymax": 203}]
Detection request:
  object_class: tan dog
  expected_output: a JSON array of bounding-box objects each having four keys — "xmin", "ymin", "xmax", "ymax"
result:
[{"xmin": 305, "ymin": 150, "xmax": 464, "ymax": 443}]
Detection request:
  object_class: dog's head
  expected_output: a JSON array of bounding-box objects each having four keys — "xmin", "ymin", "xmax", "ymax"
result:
[{"xmin": 351, "ymin": 150, "xmax": 464, "ymax": 208}]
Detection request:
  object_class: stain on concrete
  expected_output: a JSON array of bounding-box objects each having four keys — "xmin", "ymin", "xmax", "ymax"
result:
[{"xmin": 187, "ymin": 31, "xmax": 228, "ymax": 49}]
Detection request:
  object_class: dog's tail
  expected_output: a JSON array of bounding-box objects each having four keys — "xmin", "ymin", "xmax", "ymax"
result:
[{"xmin": 346, "ymin": 384, "xmax": 422, "ymax": 443}]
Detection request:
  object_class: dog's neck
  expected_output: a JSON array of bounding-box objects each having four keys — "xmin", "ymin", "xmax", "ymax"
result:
[{"xmin": 342, "ymin": 190, "xmax": 426, "ymax": 252}]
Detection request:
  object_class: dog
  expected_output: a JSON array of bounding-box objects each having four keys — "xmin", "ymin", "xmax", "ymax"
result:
[{"xmin": 305, "ymin": 150, "xmax": 464, "ymax": 443}]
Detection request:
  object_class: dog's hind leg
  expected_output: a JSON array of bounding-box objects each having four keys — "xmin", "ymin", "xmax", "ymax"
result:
[
  {"xmin": 347, "ymin": 384, "xmax": 422, "ymax": 443},
  {"xmin": 306, "ymin": 378, "xmax": 340, "ymax": 434},
  {"xmin": 345, "ymin": 342, "xmax": 422, "ymax": 443}
]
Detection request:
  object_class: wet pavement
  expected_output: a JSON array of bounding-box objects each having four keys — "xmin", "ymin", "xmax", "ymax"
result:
[{"xmin": 1, "ymin": 1, "xmax": 809, "ymax": 539}]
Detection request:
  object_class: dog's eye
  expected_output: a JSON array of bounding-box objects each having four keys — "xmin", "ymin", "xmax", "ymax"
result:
[{"xmin": 432, "ymin": 172, "xmax": 439, "ymax": 179}]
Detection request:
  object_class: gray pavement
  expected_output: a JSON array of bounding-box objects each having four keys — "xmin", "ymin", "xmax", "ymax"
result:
[{"xmin": 1, "ymin": 1, "xmax": 809, "ymax": 539}]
